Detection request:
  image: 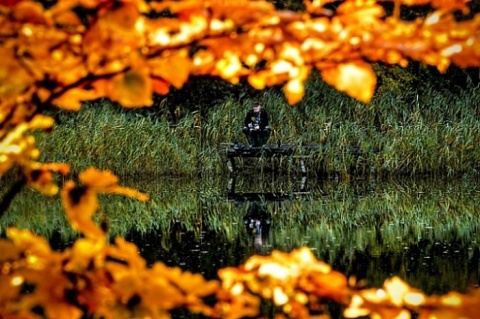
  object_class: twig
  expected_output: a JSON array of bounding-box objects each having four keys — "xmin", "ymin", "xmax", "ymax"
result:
[{"xmin": 0, "ymin": 175, "xmax": 26, "ymax": 217}]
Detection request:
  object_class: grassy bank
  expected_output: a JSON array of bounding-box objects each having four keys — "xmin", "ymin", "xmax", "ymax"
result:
[{"xmin": 35, "ymin": 69, "xmax": 480, "ymax": 177}]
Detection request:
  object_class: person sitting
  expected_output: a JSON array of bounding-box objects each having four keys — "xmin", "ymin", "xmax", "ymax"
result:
[{"xmin": 242, "ymin": 101, "xmax": 271, "ymax": 147}]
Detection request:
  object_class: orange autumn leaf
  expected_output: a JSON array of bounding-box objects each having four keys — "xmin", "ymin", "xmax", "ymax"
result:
[
  {"xmin": 311, "ymin": 271, "xmax": 348, "ymax": 302},
  {"xmin": 102, "ymin": 2, "xmax": 140, "ymax": 32},
  {"xmin": 0, "ymin": 47, "xmax": 33, "ymax": 100},
  {"xmin": 149, "ymin": 52, "xmax": 192, "ymax": 89},
  {"xmin": 6, "ymin": 228, "xmax": 52, "ymax": 257},
  {"xmin": 78, "ymin": 167, "xmax": 149, "ymax": 201},
  {"xmin": 400, "ymin": 0, "xmax": 470, "ymax": 12},
  {"xmin": 62, "ymin": 180, "xmax": 104, "ymax": 239},
  {"xmin": 52, "ymin": 88, "xmax": 99, "ymax": 111},
  {"xmin": 431, "ymin": 0, "xmax": 470, "ymax": 12},
  {"xmin": 320, "ymin": 61, "xmax": 377, "ymax": 103},
  {"xmin": 0, "ymin": 241, "xmax": 22, "ymax": 262},
  {"xmin": 109, "ymin": 69, "xmax": 153, "ymax": 108},
  {"xmin": 64, "ymin": 238, "xmax": 106, "ymax": 272},
  {"xmin": 12, "ymin": 0, "xmax": 46, "ymax": 23},
  {"xmin": 61, "ymin": 168, "xmax": 149, "ymax": 240},
  {"xmin": 151, "ymin": 78, "xmax": 170, "ymax": 95},
  {"xmin": 41, "ymin": 162, "xmax": 70, "ymax": 174},
  {"xmin": 52, "ymin": 9, "xmax": 83, "ymax": 26},
  {"xmin": 43, "ymin": 300, "xmax": 83, "ymax": 319}
]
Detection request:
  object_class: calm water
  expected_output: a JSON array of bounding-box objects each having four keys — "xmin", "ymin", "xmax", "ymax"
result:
[
  {"xmin": 2, "ymin": 173, "xmax": 480, "ymax": 317},
  {"xmin": 121, "ymin": 174, "xmax": 480, "ymax": 296}
]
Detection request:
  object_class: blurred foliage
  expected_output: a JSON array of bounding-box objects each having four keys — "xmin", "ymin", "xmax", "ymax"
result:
[{"xmin": 1, "ymin": 0, "xmax": 480, "ymax": 318}]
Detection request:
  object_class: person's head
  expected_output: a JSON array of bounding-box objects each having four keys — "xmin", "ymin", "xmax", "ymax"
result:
[{"xmin": 252, "ymin": 102, "xmax": 261, "ymax": 112}]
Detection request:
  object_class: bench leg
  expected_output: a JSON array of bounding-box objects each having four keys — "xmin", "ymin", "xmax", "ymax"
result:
[
  {"xmin": 300, "ymin": 159, "xmax": 307, "ymax": 175},
  {"xmin": 227, "ymin": 157, "xmax": 236, "ymax": 174}
]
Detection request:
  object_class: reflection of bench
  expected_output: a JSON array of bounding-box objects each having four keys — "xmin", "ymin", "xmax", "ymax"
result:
[
  {"xmin": 227, "ymin": 192, "xmax": 292, "ymax": 202},
  {"xmin": 223, "ymin": 143, "xmax": 301, "ymax": 174},
  {"xmin": 226, "ymin": 174, "xmax": 309, "ymax": 202}
]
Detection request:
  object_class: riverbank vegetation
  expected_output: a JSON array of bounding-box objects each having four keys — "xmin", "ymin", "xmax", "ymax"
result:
[{"xmin": 37, "ymin": 66, "xmax": 480, "ymax": 178}]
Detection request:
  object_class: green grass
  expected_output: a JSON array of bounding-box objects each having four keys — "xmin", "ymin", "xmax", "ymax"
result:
[{"xmin": 32, "ymin": 69, "xmax": 480, "ymax": 178}]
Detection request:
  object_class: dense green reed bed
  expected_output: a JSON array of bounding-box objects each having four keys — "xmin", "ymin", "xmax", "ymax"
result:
[
  {"xmin": 35, "ymin": 69, "xmax": 480, "ymax": 178},
  {"xmin": 36, "ymin": 101, "xmax": 203, "ymax": 177}
]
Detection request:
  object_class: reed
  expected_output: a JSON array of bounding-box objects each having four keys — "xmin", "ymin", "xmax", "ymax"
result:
[
  {"xmin": 37, "ymin": 101, "xmax": 205, "ymax": 177},
  {"xmin": 33, "ymin": 68, "xmax": 480, "ymax": 178}
]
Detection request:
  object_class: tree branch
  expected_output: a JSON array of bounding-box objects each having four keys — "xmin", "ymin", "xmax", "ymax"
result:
[{"xmin": 0, "ymin": 175, "xmax": 26, "ymax": 217}]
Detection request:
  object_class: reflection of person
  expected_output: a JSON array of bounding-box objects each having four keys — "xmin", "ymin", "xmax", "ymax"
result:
[
  {"xmin": 242, "ymin": 102, "xmax": 271, "ymax": 146},
  {"xmin": 244, "ymin": 201, "xmax": 271, "ymax": 248}
]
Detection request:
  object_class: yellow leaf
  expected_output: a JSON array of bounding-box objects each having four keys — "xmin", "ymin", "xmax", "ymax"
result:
[
  {"xmin": 6, "ymin": 228, "xmax": 52, "ymax": 257},
  {"xmin": 383, "ymin": 276, "xmax": 410, "ymax": 306},
  {"xmin": 64, "ymin": 238, "xmax": 105, "ymax": 272},
  {"xmin": 320, "ymin": 61, "xmax": 377, "ymax": 103},
  {"xmin": 283, "ymin": 79, "xmax": 305, "ymax": 105},
  {"xmin": 79, "ymin": 167, "xmax": 118, "ymax": 189},
  {"xmin": 25, "ymin": 162, "xmax": 69, "ymax": 196},
  {"xmin": 248, "ymin": 72, "xmax": 268, "ymax": 90},
  {"xmin": 109, "ymin": 69, "xmax": 153, "ymax": 108},
  {"xmin": 26, "ymin": 168, "xmax": 59, "ymax": 196},
  {"xmin": 29, "ymin": 114, "xmax": 55, "ymax": 130},
  {"xmin": 62, "ymin": 168, "xmax": 148, "ymax": 238},
  {"xmin": 79, "ymin": 167, "xmax": 149, "ymax": 200}
]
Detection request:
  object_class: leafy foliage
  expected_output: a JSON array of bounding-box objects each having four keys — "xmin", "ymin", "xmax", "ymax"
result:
[{"xmin": 1, "ymin": 0, "xmax": 480, "ymax": 318}]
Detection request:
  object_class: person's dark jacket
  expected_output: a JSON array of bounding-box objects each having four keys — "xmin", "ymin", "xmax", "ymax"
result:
[{"xmin": 244, "ymin": 110, "xmax": 269, "ymax": 130}]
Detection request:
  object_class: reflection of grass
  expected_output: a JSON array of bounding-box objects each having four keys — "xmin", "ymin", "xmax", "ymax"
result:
[
  {"xmin": 0, "ymin": 176, "xmax": 224, "ymax": 241},
  {"xmin": 1, "ymin": 176, "xmax": 479, "ymax": 253},
  {"xmin": 271, "ymin": 177, "xmax": 480, "ymax": 249},
  {"xmin": 4, "ymin": 175, "xmax": 478, "ymax": 295}
]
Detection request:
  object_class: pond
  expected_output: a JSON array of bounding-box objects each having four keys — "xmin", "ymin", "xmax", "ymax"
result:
[{"xmin": 1, "ymin": 173, "xmax": 480, "ymax": 317}]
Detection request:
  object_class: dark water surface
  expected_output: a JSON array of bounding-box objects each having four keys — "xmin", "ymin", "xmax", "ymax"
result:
[
  {"xmin": 122, "ymin": 174, "xmax": 480, "ymax": 297},
  {"xmin": 2, "ymin": 173, "xmax": 480, "ymax": 317}
]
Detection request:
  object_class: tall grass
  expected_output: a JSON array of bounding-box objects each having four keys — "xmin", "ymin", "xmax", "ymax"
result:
[
  {"xmin": 36, "ymin": 100, "xmax": 204, "ymax": 177},
  {"xmin": 34, "ymin": 70, "xmax": 480, "ymax": 178}
]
